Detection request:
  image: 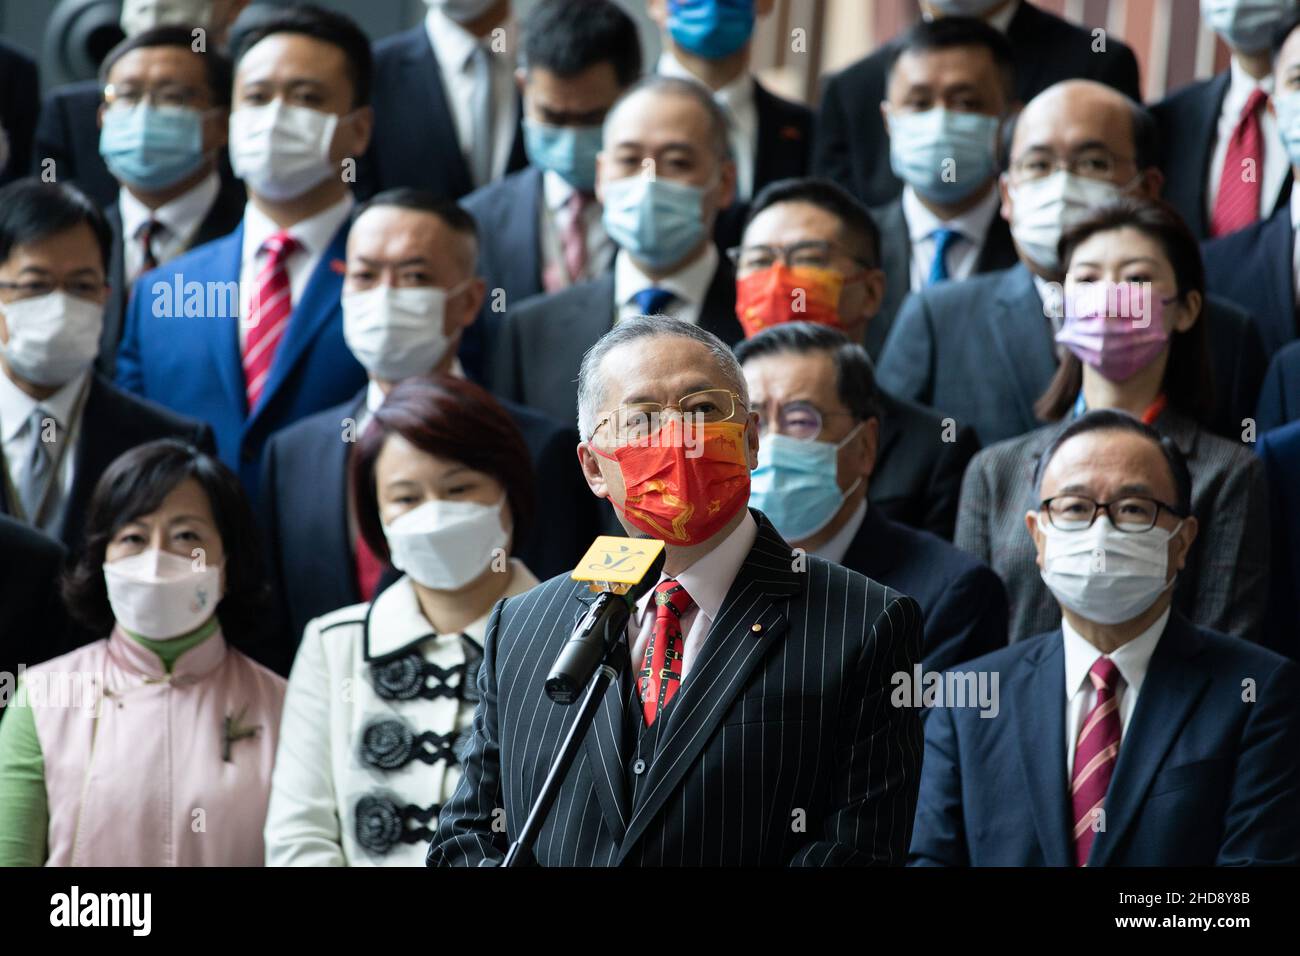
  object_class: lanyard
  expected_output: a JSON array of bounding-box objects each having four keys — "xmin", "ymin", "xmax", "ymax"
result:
[
  {"xmin": 1071, "ymin": 391, "xmax": 1167, "ymax": 426},
  {"xmin": 0, "ymin": 374, "xmax": 91, "ymax": 528}
]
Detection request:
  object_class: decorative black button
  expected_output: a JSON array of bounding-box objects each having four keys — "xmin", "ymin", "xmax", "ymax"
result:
[
  {"xmin": 354, "ymin": 795, "xmax": 404, "ymax": 855},
  {"xmin": 360, "ymin": 719, "xmax": 413, "ymax": 771},
  {"xmin": 633, "ymin": 759, "xmax": 647, "ymax": 774}
]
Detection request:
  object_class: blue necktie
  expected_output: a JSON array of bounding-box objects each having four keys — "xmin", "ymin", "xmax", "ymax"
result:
[
  {"xmin": 632, "ymin": 287, "xmax": 676, "ymax": 315},
  {"xmin": 928, "ymin": 227, "xmax": 960, "ymax": 285}
]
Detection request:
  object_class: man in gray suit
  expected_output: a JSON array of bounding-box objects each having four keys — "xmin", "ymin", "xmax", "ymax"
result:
[
  {"xmin": 489, "ymin": 75, "xmax": 745, "ymax": 425},
  {"xmin": 876, "ymin": 80, "xmax": 1268, "ymax": 447},
  {"xmin": 431, "ymin": 315, "xmax": 924, "ymax": 866}
]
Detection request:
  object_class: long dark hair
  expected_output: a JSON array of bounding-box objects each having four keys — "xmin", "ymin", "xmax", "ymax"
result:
[{"xmin": 1034, "ymin": 196, "xmax": 1214, "ymax": 424}]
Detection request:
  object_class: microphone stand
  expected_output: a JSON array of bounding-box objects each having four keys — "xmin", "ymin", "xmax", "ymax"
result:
[{"xmin": 502, "ymin": 615, "xmax": 627, "ymax": 867}]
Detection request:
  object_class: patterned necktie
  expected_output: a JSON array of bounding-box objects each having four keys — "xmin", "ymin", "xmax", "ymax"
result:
[
  {"xmin": 639, "ymin": 579, "xmax": 694, "ymax": 727},
  {"xmin": 242, "ymin": 231, "xmax": 299, "ymax": 411},
  {"xmin": 562, "ymin": 191, "xmax": 592, "ymax": 284},
  {"xmin": 16, "ymin": 407, "xmax": 56, "ymax": 528},
  {"xmin": 469, "ymin": 43, "xmax": 494, "ymax": 188},
  {"xmin": 928, "ymin": 227, "xmax": 960, "ymax": 284},
  {"xmin": 136, "ymin": 219, "xmax": 163, "ymax": 278},
  {"xmin": 1210, "ymin": 88, "xmax": 1268, "ymax": 237},
  {"xmin": 1071, "ymin": 656, "xmax": 1122, "ymax": 866},
  {"xmin": 632, "ymin": 286, "xmax": 675, "ymax": 316}
]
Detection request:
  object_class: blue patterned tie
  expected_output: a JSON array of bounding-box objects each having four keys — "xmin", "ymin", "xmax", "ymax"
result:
[
  {"xmin": 928, "ymin": 227, "xmax": 960, "ymax": 285},
  {"xmin": 632, "ymin": 287, "xmax": 676, "ymax": 315}
]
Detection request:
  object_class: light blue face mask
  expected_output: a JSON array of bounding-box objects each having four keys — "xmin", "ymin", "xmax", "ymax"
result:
[
  {"xmin": 668, "ymin": 0, "xmax": 755, "ymax": 60},
  {"xmin": 750, "ymin": 425, "xmax": 864, "ymax": 542},
  {"xmin": 887, "ymin": 107, "xmax": 1000, "ymax": 204},
  {"xmin": 1273, "ymin": 90, "xmax": 1300, "ymax": 167},
  {"xmin": 601, "ymin": 173, "xmax": 709, "ymax": 270},
  {"xmin": 100, "ymin": 104, "xmax": 206, "ymax": 191},
  {"xmin": 523, "ymin": 118, "xmax": 602, "ymax": 192}
]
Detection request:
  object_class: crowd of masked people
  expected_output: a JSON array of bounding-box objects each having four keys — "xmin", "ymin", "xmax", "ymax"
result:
[{"xmin": 0, "ymin": 0, "xmax": 1296, "ymax": 867}]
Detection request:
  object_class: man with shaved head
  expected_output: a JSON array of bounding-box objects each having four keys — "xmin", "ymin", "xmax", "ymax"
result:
[{"xmin": 876, "ymin": 79, "xmax": 1268, "ymax": 446}]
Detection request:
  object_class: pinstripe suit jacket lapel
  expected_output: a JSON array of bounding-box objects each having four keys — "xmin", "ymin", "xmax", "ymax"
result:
[{"xmin": 574, "ymin": 585, "xmax": 633, "ymax": 843}]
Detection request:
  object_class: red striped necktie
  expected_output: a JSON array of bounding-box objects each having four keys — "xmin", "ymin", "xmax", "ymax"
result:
[
  {"xmin": 242, "ymin": 231, "xmax": 299, "ymax": 411},
  {"xmin": 1210, "ymin": 87, "xmax": 1268, "ymax": 237},
  {"xmin": 639, "ymin": 579, "xmax": 694, "ymax": 726},
  {"xmin": 1071, "ymin": 656, "xmax": 1122, "ymax": 866}
]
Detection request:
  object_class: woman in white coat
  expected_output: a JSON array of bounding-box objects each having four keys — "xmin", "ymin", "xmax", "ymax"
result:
[{"xmin": 264, "ymin": 375, "xmax": 540, "ymax": 865}]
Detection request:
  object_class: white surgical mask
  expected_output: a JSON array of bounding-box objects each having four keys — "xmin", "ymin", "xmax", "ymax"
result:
[
  {"xmin": 383, "ymin": 497, "xmax": 509, "ymax": 591},
  {"xmin": 342, "ymin": 281, "xmax": 469, "ymax": 382},
  {"xmin": 1039, "ymin": 518, "xmax": 1182, "ymax": 625},
  {"xmin": 0, "ymin": 291, "xmax": 103, "ymax": 387},
  {"xmin": 425, "ymin": 0, "xmax": 500, "ymax": 24},
  {"xmin": 103, "ymin": 547, "xmax": 223, "ymax": 640},
  {"xmin": 229, "ymin": 101, "xmax": 339, "ymax": 202},
  {"xmin": 120, "ymin": 0, "xmax": 214, "ymax": 36},
  {"xmin": 1008, "ymin": 170, "xmax": 1126, "ymax": 271}
]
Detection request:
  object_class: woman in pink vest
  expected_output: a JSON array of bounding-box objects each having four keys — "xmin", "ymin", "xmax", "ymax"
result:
[{"xmin": 0, "ymin": 439, "xmax": 286, "ymax": 866}]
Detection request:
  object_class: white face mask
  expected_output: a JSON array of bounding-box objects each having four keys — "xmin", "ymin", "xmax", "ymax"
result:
[
  {"xmin": 103, "ymin": 547, "xmax": 223, "ymax": 640},
  {"xmin": 0, "ymin": 291, "xmax": 103, "ymax": 387},
  {"xmin": 1039, "ymin": 518, "xmax": 1182, "ymax": 626},
  {"xmin": 229, "ymin": 101, "xmax": 339, "ymax": 202},
  {"xmin": 382, "ymin": 496, "xmax": 508, "ymax": 591},
  {"xmin": 1008, "ymin": 170, "xmax": 1125, "ymax": 271},
  {"xmin": 120, "ymin": 0, "xmax": 214, "ymax": 36},
  {"xmin": 342, "ymin": 282, "xmax": 469, "ymax": 382}
]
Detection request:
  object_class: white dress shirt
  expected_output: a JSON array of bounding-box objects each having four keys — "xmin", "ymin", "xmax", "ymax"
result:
[
  {"xmin": 237, "ymin": 194, "xmax": 354, "ymax": 348},
  {"xmin": 902, "ymin": 183, "xmax": 1001, "ymax": 292},
  {"xmin": 1061, "ymin": 607, "xmax": 1169, "ymax": 778},
  {"xmin": 0, "ymin": 368, "xmax": 89, "ymax": 523},
  {"xmin": 118, "ymin": 171, "xmax": 220, "ymax": 282},
  {"xmin": 1205, "ymin": 58, "xmax": 1287, "ymax": 224},
  {"xmin": 658, "ymin": 51, "xmax": 758, "ymax": 200},
  {"xmin": 811, "ymin": 499, "xmax": 866, "ymax": 565},
  {"xmin": 614, "ymin": 242, "xmax": 719, "ymax": 326},
  {"xmin": 425, "ymin": 5, "xmax": 519, "ymax": 188},
  {"xmin": 538, "ymin": 169, "xmax": 613, "ymax": 290},
  {"xmin": 628, "ymin": 509, "xmax": 758, "ymax": 684}
]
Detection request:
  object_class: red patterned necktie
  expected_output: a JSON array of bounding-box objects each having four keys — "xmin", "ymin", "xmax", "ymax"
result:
[
  {"xmin": 1071, "ymin": 656, "xmax": 1122, "ymax": 866},
  {"xmin": 242, "ymin": 231, "xmax": 299, "ymax": 411},
  {"xmin": 1210, "ymin": 87, "xmax": 1268, "ymax": 237},
  {"xmin": 639, "ymin": 579, "xmax": 694, "ymax": 726}
]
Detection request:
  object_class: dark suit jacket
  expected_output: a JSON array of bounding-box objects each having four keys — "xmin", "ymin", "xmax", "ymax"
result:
[
  {"xmin": 1257, "ymin": 339, "xmax": 1300, "ymax": 433},
  {"xmin": 0, "ymin": 516, "xmax": 68, "ymax": 719},
  {"xmin": 909, "ymin": 614, "xmax": 1300, "ymax": 865},
  {"xmin": 1257, "ymin": 419, "xmax": 1300, "ymax": 661},
  {"xmin": 114, "ymin": 220, "xmax": 368, "ymax": 505},
  {"xmin": 876, "ymin": 262, "xmax": 1268, "ymax": 447},
  {"xmin": 98, "ymin": 174, "xmax": 247, "ymax": 379},
  {"xmin": 867, "ymin": 194, "xmax": 1017, "ymax": 359},
  {"xmin": 0, "ymin": 39, "xmax": 39, "ymax": 187},
  {"xmin": 1202, "ymin": 204, "xmax": 1295, "ymax": 359},
  {"xmin": 259, "ymin": 386, "xmax": 596, "ymax": 671},
  {"xmin": 811, "ymin": 1, "xmax": 1141, "ymax": 207},
  {"xmin": 429, "ymin": 509, "xmax": 924, "ymax": 866},
  {"xmin": 840, "ymin": 504, "xmax": 1006, "ymax": 673},
  {"xmin": 869, "ymin": 390, "xmax": 979, "ymax": 541},
  {"xmin": 1153, "ymin": 71, "xmax": 1292, "ymax": 240},
  {"xmin": 0, "ymin": 375, "xmax": 213, "ymax": 554},
  {"xmin": 31, "ymin": 80, "xmax": 118, "ymax": 208},
  {"xmin": 356, "ymin": 25, "xmax": 526, "ymax": 201},
  {"xmin": 490, "ymin": 255, "xmax": 744, "ymax": 425}
]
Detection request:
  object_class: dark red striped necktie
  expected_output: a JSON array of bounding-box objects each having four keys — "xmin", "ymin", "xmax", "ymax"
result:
[{"xmin": 1071, "ymin": 656, "xmax": 1122, "ymax": 866}]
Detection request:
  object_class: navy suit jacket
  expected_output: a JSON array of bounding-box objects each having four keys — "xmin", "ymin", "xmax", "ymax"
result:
[
  {"xmin": 1202, "ymin": 204, "xmax": 1295, "ymax": 359},
  {"xmin": 0, "ymin": 516, "xmax": 68, "ymax": 719},
  {"xmin": 1153, "ymin": 71, "xmax": 1292, "ymax": 240},
  {"xmin": 909, "ymin": 614, "xmax": 1300, "ymax": 866},
  {"xmin": 356, "ymin": 25, "xmax": 526, "ymax": 201},
  {"xmin": 31, "ymin": 79, "xmax": 118, "ymax": 207},
  {"xmin": 1257, "ymin": 339, "xmax": 1300, "ymax": 432},
  {"xmin": 877, "ymin": 262, "xmax": 1268, "ymax": 447},
  {"xmin": 840, "ymin": 504, "xmax": 1007, "ymax": 674},
  {"xmin": 0, "ymin": 39, "xmax": 39, "ymax": 187},
  {"xmin": 1257, "ymin": 420, "xmax": 1300, "ymax": 661},
  {"xmin": 113, "ymin": 220, "xmax": 368, "ymax": 505},
  {"xmin": 812, "ymin": 1, "xmax": 1140, "ymax": 207}
]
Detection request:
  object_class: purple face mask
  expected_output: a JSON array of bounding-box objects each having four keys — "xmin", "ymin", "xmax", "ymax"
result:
[{"xmin": 1056, "ymin": 281, "xmax": 1172, "ymax": 382}]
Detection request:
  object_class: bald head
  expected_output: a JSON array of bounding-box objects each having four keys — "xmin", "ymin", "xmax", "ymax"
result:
[{"xmin": 1009, "ymin": 79, "xmax": 1159, "ymax": 175}]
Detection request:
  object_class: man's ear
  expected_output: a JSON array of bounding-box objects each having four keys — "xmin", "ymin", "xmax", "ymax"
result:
[
  {"xmin": 858, "ymin": 267, "xmax": 886, "ymax": 321},
  {"xmin": 1170, "ymin": 515, "xmax": 1199, "ymax": 572},
  {"xmin": 998, "ymin": 171, "xmax": 1013, "ymax": 223},
  {"xmin": 577, "ymin": 442, "xmax": 609, "ymax": 499},
  {"xmin": 1025, "ymin": 510, "xmax": 1046, "ymax": 570},
  {"xmin": 857, "ymin": 416, "xmax": 879, "ymax": 482},
  {"xmin": 96, "ymin": 103, "xmax": 105, "ymax": 130},
  {"xmin": 744, "ymin": 411, "xmax": 760, "ymax": 469},
  {"xmin": 460, "ymin": 277, "xmax": 487, "ymax": 329}
]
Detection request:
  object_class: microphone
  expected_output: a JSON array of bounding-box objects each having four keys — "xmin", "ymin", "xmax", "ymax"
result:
[{"xmin": 545, "ymin": 537, "xmax": 666, "ymax": 704}]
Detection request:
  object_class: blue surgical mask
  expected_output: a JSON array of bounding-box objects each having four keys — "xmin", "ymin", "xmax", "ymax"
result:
[
  {"xmin": 523, "ymin": 118, "xmax": 602, "ymax": 192},
  {"xmin": 668, "ymin": 0, "xmax": 755, "ymax": 60},
  {"xmin": 1202, "ymin": 0, "xmax": 1294, "ymax": 54},
  {"xmin": 601, "ymin": 173, "xmax": 709, "ymax": 270},
  {"xmin": 887, "ymin": 108, "xmax": 1000, "ymax": 204},
  {"xmin": 1273, "ymin": 90, "xmax": 1300, "ymax": 167},
  {"xmin": 100, "ymin": 104, "xmax": 206, "ymax": 191},
  {"xmin": 750, "ymin": 426, "xmax": 864, "ymax": 542}
]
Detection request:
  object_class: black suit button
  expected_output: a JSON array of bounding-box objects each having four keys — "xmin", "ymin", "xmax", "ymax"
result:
[{"xmin": 633, "ymin": 759, "xmax": 646, "ymax": 775}]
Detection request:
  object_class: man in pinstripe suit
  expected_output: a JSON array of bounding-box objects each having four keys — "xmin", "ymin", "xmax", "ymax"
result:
[{"xmin": 429, "ymin": 315, "xmax": 924, "ymax": 866}]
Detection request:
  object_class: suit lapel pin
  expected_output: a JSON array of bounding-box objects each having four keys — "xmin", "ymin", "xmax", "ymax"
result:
[{"xmin": 751, "ymin": 623, "xmax": 763, "ymax": 635}]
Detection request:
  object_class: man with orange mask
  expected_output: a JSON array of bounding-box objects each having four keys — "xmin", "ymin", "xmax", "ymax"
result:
[
  {"xmin": 430, "ymin": 314, "xmax": 924, "ymax": 867},
  {"xmin": 733, "ymin": 177, "xmax": 979, "ymax": 539}
]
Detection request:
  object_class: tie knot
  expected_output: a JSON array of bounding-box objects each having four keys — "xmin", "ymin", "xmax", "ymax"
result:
[
  {"xmin": 632, "ymin": 286, "xmax": 675, "ymax": 316},
  {"xmin": 260, "ymin": 231, "xmax": 300, "ymax": 263},
  {"xmin": 654, "ymin": 578, "xmax": 694, "ymax": 617},
  {"xmin": 137, "ymin": 219, "xmax": 164, "ymax": 242},
  {"xmin": 1088, "ymin": 656, "xmax": 1120, "ymax": 693},
  {"xmin": 932, "ymin": 226, "xmax": 960, "ymax": 251},
  {"xmin": 1243, "ymin": 88, "xmax": 1269, "ymax": 119}
]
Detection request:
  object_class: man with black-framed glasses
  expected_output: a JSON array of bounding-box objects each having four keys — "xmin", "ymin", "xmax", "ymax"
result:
[{"xmin": 911, "ymin": 408, "xmax": 1300, "ymax": 866}]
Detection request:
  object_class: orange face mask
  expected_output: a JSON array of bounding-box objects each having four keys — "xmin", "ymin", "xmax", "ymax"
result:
[
  {"xmin": 593, "ymin": 419, "xmax": 751, "ymax": 546},
  {"xmin": 734, "ymin": 263, "xmax": 848, "ymax": 338}
]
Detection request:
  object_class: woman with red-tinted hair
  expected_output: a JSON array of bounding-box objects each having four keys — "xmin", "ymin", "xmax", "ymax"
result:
[{"xmin": 264, "ymin": 374, "xmax": 538, "ymax": 866}]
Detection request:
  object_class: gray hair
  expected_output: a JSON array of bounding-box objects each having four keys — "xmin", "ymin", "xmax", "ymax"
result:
[
  {"xmin": 576, "ymin": 315, "xmax": 748, "ymax": 439},
  {"xmin": 601, "ymin": 74, "xmax": 734, "ymax": 164}
]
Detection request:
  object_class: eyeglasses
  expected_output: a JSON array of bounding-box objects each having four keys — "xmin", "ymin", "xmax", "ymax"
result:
[
  {"xmin": 589, "ymin": 388, "xmax": 744, "ymax": 444},
  {"xmin": 1008, "ymin": 147, "xmax": 1135, "ymax": 183},
  {"xmin": 726, "ymin": 240, "xmax": 873, "ymax": 275},
  {"xmin": 0, "ymin": 279, "xmax": 108, "ymax": 301},
  {"xmin": 1039, "ymin": 495, "xmax": 1183, "ymax": 533},
  {"xmin": 103, "ymin": 83, "xmax": 208, "ymax": 111},
  {"xmin": 754, "ymin": 400, "xmax": 854, "ymax": 442}
]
